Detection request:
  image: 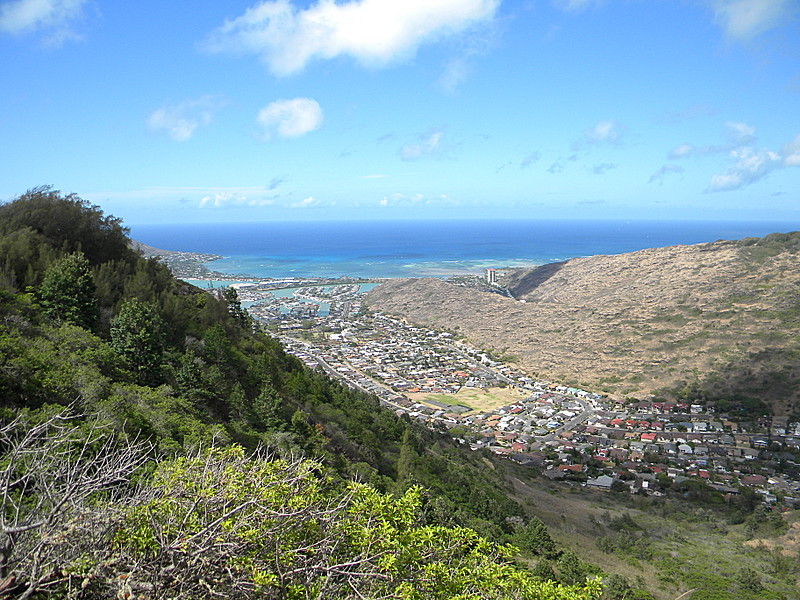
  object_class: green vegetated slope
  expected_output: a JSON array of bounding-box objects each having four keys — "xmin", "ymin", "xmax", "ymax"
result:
[
  {"xmin": 2, "ymin": 188, "xmax": 797, "ymax": 600},
  {"xmin": 0, "ymin": 188, "xmax": 603, "ymax": 598},
  {"xmin": 502, "ymin": 468, "xmax": 800, "ymax": 600},
  {"xmin": 366, "ymin": 235, "xmax": 800, "ymax": 416}
]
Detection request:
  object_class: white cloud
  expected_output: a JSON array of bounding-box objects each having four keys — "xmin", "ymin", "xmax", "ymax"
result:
[
  {"xmin": 709, "ymin": 0, "xmax": 793, "ymax": 41},
  {"xmin": 781, "ymin": 134, "xmax": 800, "ymax": 166},
  {"xmin": 669, "ymin": 121, "xmax": 756, "ymax": 159},
  {"xmin": 379, "ymin": 192, "xmax": 457, "ymax": 207},
  {"xmin": 724, "ymin": 121, "xmax": 755, "ymax": 143},
  {"xmin": 197, "ymin": 191, "xmax": 331, "ymax": 209},
  {"xmin": 583, "ymin": 119, "xmax": 625, "ymax": 144},
  {"xmin": 197, "ymin": 187, "xmax": 285, "ymax": 208},
  {"xmin": 707, "ymin": 146, "xmax": 781, "ymax": 192},
  {"xmin": 257, "ymin": 97, "xmax": 323, "ymax": 140},
  {"xmin": 670, "ymin": 123, "xmax": 800, "ymax": 192},
  {"xmin": 147, "ymin": 96, "xmax": 226, "ymax": 141},
  {"xmin": 0, "ymin": 0, "xmax": 87, "ymax": 43},
  {"xmin": 668, "ymin": 144, "xmax": 695, "ymax": 159},
  {"xmin": 290, "ymin": 196, "xmax": 321, "ymax": 208},
  {"xmin": 200, "ymin": 192, "xmax": 259, "ymax": 208},
  {"xmin": 520, "ymin": 151, "xmax": 542, "ymax": 169},
  {"xmin": 400, "ymin": 128, "xmax": 446, "ymax": 161},
  {"xmin": 203, "ymin": 0, "xmax": 499, "ymax": 76}
]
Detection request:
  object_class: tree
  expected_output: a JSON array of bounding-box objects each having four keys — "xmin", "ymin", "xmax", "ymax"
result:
[
  {"xmin": 221, "ymin": 286, "xmax": 249, "ymax": 327},
  {"xmin": 514, "ymin": 516, "xmax": 560, "ymax": 559},
  {"xmin": 37, "ymin": 251, "xmax": 97, "ymax": 330},
  {"xmin": 0, "ymin": 408, "xmax": 148, "ymax": 598},
  {"xmin": 110, "ymin": 298, "xmax": 167, "ymax": 384},
  {"xmin": 556, "ymin": 550, "xmax": 601, "ymax": 586},
  {"xmin": 0, "ymin": 187, "xmax": 131, "ymax": 266}
]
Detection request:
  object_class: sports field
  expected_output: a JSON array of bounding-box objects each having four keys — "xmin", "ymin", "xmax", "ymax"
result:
[{"xmin": 405, "ymin": 386, "xmax": 527, "ymax": 413}]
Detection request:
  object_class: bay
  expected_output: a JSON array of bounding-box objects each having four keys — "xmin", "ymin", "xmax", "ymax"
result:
[{"xmin": 130, "ymin": 219, "xmax": 800, "ymax": 280}]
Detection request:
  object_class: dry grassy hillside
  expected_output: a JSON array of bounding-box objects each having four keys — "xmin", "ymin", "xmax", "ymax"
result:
[{"xmin": 365, "ymin": 233, "xmax": 800, "ymax": 415}]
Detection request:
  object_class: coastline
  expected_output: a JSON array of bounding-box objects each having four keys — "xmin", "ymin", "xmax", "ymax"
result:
[{"xmin": 132, "ymin": 218, "xmax": 800, "ymax": 281}]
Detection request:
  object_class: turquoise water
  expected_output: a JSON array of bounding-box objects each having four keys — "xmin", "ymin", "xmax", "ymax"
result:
[{"xmin": 133, "ymin": 219, "xmax": 800, "ymax": 280}]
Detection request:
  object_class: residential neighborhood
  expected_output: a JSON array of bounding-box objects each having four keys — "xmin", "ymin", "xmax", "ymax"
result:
[{"xmin": 214, "ymin": 279, "xmax": 800, "ymax": 509}]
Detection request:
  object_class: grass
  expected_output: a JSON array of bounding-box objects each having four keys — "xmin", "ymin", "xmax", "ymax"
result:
[
  {"xmin": 406, "ymin": 386, "xmax": 528, "ymax": 413},
  {"xmin": 508, "ymin": 470, "xmax": 800, "ymax": 600}
]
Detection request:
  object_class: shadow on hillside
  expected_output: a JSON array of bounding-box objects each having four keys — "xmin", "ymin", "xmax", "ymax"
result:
[{"xmin": 508, "ymin": 261, "xmax": 566, "ymax": 297}]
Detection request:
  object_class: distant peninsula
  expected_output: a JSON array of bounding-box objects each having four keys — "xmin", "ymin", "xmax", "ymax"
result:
[{"xmin": 132, "ymin": 240, "xmax": 227, "ymax": 279}]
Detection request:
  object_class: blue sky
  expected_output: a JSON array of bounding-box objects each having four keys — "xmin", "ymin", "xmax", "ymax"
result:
[{"xmin": 1, "ymin": 0, "xmax": 799, "ymax": 224}]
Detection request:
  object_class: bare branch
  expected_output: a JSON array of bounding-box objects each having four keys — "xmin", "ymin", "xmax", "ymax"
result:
[{"xmin": 0, "ymin": 407, "xmax": 151, "ymax": 595}]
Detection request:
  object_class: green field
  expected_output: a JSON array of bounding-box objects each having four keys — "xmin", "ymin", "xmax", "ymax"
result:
[{"xmin": 406, "ymin": 386, "xmax": 528, "ymax": 413}]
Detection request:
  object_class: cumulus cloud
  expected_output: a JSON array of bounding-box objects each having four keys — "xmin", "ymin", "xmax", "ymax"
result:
[
  {"xmin": 669, "ymin": 122, "xmax": 800, "ymax": 192},
  {"xmin": 725, "ymin": 121, "xmax": 756, "ymax": 144},
  {"xmin": 291, "ymin": 196, "xmax": 321, "ymax": 208},
  {"xmin": 520, "ymin": 151, "xmax": 542, "ymax": 169},
  {"xmin": 547, "ymin": 161, "xmax": 565, "ymax": 174},
  {"xmin": 379, "ymin": 193, "xmax": 457, "ymax": 207},
  {"xmin": 709, "ymin": 0, "xmax": 793, "ymax": 41},
  {"xmin": 0, "ymin": 0, "xmax": 88, "ymax": 43},
  {"xmin": 781, "ymin": 134, "xmax": 800, "ymax": 166},
  {"xmin": 257, "ymin": 97, "xmax": 323, "ymax": 140},
  {"xmin": 707, "ymin": 147, "xmax": 781, "ymax": 192},
  {"xmin": 648, "ymin": 164, "xmax": 684, "ymax": 185},
  {"xmin": 668, "ymin": 144, "xmax": 696, "ymax": 160},
  {"xmin": 583, "ymin": 119, "xmax": 625, "ymax": 144},
  {"xmin": 669, "ymin": 121, "xmax": 756, "ymax": 159},
  {"xmin": 400, "ymin": 128, "xmax": 446, "ymax": 161},
  {"xmin": 203, "ymin": 0, "xmax": 499, "ymax": 76},
  {"xmin": 195, "ymin": 186, "xmax": 334, "ymax": 209},
  {"xmin": 198, "ymin": 187, "xmax": 280, "ymax": 208},
  {"xmin": 147, "ymin": 96, "xmax": 226, "ymax": 142}
]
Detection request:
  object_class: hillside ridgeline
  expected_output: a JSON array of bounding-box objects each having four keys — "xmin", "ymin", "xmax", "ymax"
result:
[
  {"xmin": 366, "ymin": 234, "xmax": 800, "ymax": 415},
  {"xmin": 0, "ymin": 188, "xmax": 600, "ymax": 599}
]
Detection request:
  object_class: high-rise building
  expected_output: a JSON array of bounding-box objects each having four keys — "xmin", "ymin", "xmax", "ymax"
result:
[{"xmin": 486, "ymin": 268, "xmax": 497, "ymax": 284}]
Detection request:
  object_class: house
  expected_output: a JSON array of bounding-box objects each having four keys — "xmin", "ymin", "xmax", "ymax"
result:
[
  {"xmin": 558, "ymin": 464, "xmax": 584, "ymax": 473},
  {"xmin": 631, "ymin": 478, "xmax": 650, "ymax": 494},
  {"xmin": 586, "ymin": 475, "xmax": 616, "ymax": 490},
  {"xmin": 741, "ymin": 474, "xmax": 767, "ymax": 486}
]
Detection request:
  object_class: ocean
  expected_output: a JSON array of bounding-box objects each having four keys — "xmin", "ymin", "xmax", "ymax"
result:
[{"xmin": 130, "ymin": 219, "xmax": 800, "ymax": 280}]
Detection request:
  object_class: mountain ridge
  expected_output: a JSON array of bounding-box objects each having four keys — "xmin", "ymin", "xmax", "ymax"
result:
[{"xmin": 365, "ymin": 234, "xmax": 800, "ymax": 415}]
